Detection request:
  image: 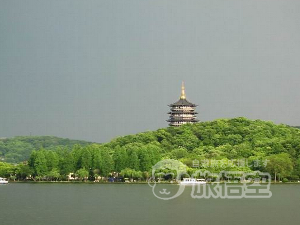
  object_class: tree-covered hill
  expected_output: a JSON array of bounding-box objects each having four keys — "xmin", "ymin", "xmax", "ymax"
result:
[
  {"xmin": 1, "ymin": 117, "xmax": 300, "ymax": 182},
  {"xmin": 106, "ymin": 117, "xmax": 300, "ymax": 159},
  {"xmin": 0, "ymin": 136, "xmax": 93, "ymax": 163}
]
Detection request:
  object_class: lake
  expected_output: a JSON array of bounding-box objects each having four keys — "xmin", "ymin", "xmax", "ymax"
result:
[{"xmin": 0, "ymin": 183, "xmax": 299, "ymax": 225}]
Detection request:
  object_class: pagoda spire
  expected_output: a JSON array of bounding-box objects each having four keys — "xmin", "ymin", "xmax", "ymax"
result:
[
  {"xmin": 167, "ymin": 82, "xmax": 199, "ymax": 126},
  {"xmin": 180, "ymin": 81, "xmax": 186, "ymax": 99}
]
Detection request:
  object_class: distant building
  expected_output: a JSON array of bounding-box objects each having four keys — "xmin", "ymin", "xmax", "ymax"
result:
[{"xmin": 167, "ymin": 82, "xmax": 199, "ymax": 126}]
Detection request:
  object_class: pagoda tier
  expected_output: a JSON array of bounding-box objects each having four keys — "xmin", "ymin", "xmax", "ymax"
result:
[
  {"xmin": 168, "ymin": 111, "xmax": 198, "ymax": 115},
  {"xmin": 167, "ymin": 82, "xmax": 199, "ymax": 127}
]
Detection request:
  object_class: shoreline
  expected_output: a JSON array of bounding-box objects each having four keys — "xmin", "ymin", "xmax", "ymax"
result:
[{"xmin": 6, "ymin": 181, "xmax": 300, "ymax": 185}]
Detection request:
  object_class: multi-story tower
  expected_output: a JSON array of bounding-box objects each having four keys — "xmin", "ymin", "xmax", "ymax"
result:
[{"xmin": 167, "ymin": 82, "xmax": 198, "ymax": 126}]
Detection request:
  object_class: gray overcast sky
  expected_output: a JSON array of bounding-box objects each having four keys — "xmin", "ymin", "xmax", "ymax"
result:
[{"xmin": 0, "ymin": 0, "xmax": 300, "ymax": 143}]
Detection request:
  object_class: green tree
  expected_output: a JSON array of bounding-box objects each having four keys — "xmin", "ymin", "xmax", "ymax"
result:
[
  {"xmin": 0, "ymin": 162, "xmax": 15, "ymax": 178},
  {"xmin": 33, "ymin": 150, "xmax": 48, "ymax": 177},
  {"xmin": 100, "ymin": 148, "xmax": 114, "ymax": 176},
  {"xmin": 57, "ymin": 149, "xmax": 74, "ymax": 177},
  {"xmin": 76, "ymin": 168, "xmax": 89, "ymax": 181},
  {"xmin": 15, "ymin": 164, "xmax": 32, "ymax": 180},
  {"xmin": 47, "ymin": 168, "xmax": 60, "ymax": 181},
  {"xmin": 80, "ymin": 147, "xmax": 92, "ymax": 170},
  {"xmin": 265, "ymin": 153, "xmax": 293, "ymax": 182},
  {"xmin": 170, "ymin": 148, "xmax": 188, "ymax": 159},
  {"xmin": 138, "ymin": 147, "xmax": 152, "ymax": 172},
  {"xmin": 127, "ymin": 150, "xmax": 139, "ymax": 171},
  {"xmin": 113, "ymin": 146, "xmax": 128, "ymax": 172},
  {"xmin": 45, "ymin": 151, "xmax": 59, "ymax": 172}
]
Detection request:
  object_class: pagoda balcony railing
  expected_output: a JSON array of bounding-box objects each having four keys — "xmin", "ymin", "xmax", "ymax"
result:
[
  {"xmin": 170, "ymin": 113, "xmax": 196, "ymax": 116},
  {"xmin": 170, "ymin": 114, "xmax": 196, "ymax": 117},
  {"xmin": 169, "ymin": 109, "xmax": 196, "ymax": 112},
  {"xmin": 170, "ymin": 107, "xmax": 195, "ymax": 109},
  {"xmin": 168, "ymin": 118, "xmax": 198, "ymax": 122}
]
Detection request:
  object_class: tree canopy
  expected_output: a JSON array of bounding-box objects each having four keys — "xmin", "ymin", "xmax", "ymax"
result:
[
  {"xmin": 0, "ymin": 136, "xmax": 92, "ymax": 163},
  {"xmin": 1, "ymin": 118, "xmax": 300, "ymax": 182}
]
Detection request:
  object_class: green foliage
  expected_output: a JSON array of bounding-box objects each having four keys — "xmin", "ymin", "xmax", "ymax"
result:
[
  {"xmin": 0, "ymin": 136, "xmax": 92, "ymax": 163},
  {"xmin": 282, "ymin": 178, "xmax": 289, "ymax": 183},
  {"xmin": 47, "ymin": 168, "xmax": 60, "ymax": 181},
  {"xmin": 15, "ymin": 164, "xmax": 32, "ymax": 180},
  {"xmin": 57, "ymin": 148, "xmax": 74, "ymax": 177},
  {"xmin": 0, "ymin": 162, "xmax": 15, "ymax": 177},
  {"xmin": 126, "ymin": 148, "xmax": 140, "ymax": 171},
  {"xmin": 100, "ymin": 147, "xmax": 114, "ymax": 176},
  {"xmin": 33, "ymin": 150, "xmax": 48, "ymax": 176},
  {"xmin": 113, "ymin": 146, "xmax": 128, "ymax": 172},
  {"xmin": 120, "ymin": 168, "xmax": 143, "ymax": 179},
  {"xmin": 76, "ymin": 168, "xmax": 89, "ymax": 181},
  {"xmin": 4, "ymin": 117, "xmax": 300, "ymax": 182},
  {"xmin": 265, "ymin": 153, "xmax": 293, "ymax": 182}
]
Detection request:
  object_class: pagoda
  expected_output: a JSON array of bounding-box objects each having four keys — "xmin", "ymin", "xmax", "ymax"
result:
[{"xmin": 167, "ymin": 82, "xmax": 199, "ymax": 126}]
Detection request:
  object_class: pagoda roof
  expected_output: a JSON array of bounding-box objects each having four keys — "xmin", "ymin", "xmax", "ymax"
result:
[
  {"xmin": 168, "ymin": 111, "xmax": 198, "ymax": 114},
  {"xmin": 169, "ymin": 98, "xmax": 197, "ymax": 107},
  {"xmin": 167, "ymin": 118, "xmax": 199, "ymax": 122}
]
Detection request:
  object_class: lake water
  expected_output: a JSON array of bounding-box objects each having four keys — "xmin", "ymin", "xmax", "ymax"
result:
[{"xmin": 0, "ymin": 183, "xmax": 300, "ymax": 225}]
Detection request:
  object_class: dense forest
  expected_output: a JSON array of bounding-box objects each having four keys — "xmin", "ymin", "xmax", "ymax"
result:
[
  {"xmin": 0, "ymin": 136, "xmax": 92, "ymax": 163},
  {"xmin": 1, "ymin": 117, "xmax": 300, "ymax": 182}
]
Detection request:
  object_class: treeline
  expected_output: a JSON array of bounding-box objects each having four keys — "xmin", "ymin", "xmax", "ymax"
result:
[
  {"xmin": 0, "ymin": 136, "xmax": 92, "ymax": 163},
  {"xmin": 1, "ymin": 117, "xmax": 300, "ymax": 182},
  {"xmin": 0, "ymin": 144, "xmax": 161, "ymax": 181}
]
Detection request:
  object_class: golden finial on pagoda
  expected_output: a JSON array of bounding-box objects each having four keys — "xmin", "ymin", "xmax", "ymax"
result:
[{"xmin": 180, "ymin": 81, "xmax": 186, "ymax": 99}]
